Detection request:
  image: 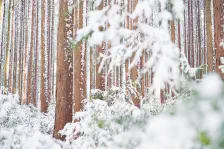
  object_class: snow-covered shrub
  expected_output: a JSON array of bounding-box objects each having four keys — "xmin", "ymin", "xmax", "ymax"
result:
[
  {"xmin": 60, "ymin": 73, "xmax": 224, "ymax": 149},
  {"xmin": 0, "ymin": 94, "xmax": 59, "ymax": 149},
  {"xmin": 1, "ymin": 77, "xmax": 223, "ymax": 149},
  {"xmin": 91, "ymin": 80, "xmax": 141, "ymax": 106},
  {"xmin": 166, "ymin": 73, "xmax": 224, "ymax": 149},
  {"xmin": 0, "ymin": 86, "xmax": 9, "ymax": 94},
  {"xmin": 61, "ymin": 98, "xmax": 150, "ymax": 149},
  {"xmin": 142, "ymin": 73, "xmax": 224, "ymax": 149},
  {"xmin": 180, "ymin": 52, "xmax": 206, "ymax": 80},
  {"xmin": 0, "ymin": 127, "xmax": 65, "ymax": 149},
  {"xmin": 0, "ymin": 95, "xmax": 54, "ymax": 133},
  {"xmin": 91, "ymin": 87, "xmax": 125, "ymax": 104}
]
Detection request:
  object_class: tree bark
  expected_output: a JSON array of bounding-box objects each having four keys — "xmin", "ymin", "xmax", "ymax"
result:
[
  {"xmin": 27, "ymin": 0, "xmax": 36, "ymax": 105},
  {"xmin": 206, "ymin": 0, "xmax": 213, "ymax": 72},
  {"xmin": 40, "ymin": 0, "xmax": 48, "ymax": 112},
  {"xmin": 74, "ymin": 0, "xmax": 85, "ymax": 114},
  {"xmin": 130, "ymin": 0, "xmax": 140, "ymax": 106},
  {"xmin": 184, "ymin": 3, "xmax": 187, "ymax": 57},
  {"xmin": 197, "ymin": 0, "xmax": 201, "ymax": 67},
  {"xmin": 178, "ymin": 20, "xmax": 181, "ymax": 49},
  {"xmin": 187, "ymin": 0, "xmax": 191, "ymax": 66},
  {"xmin": 12, "ymin": 0, "xmax": 17, "ymax": 94},
  {"xmin": 18, "ymin": 0, "xmax": 25, "ymax": 102},
  {"xmin": 53, "ymin": 0, "xmax": 73, "ymax": 140},
  {"xmin": 4, "ymin": 0, "xmax": 12, "ymax": 88},
  {"xmin": 21, "ymin": 0, "xmax": 29, "ymax": 104},
  {"xmin": 171, "ymin": 20, "xmax": 175, "ymax": 43},
  {"xmin": 214, "ymin": 0, "xmax": 224, "ymax": 77},
  {"xmin": 0, "ymin": 0, "xmax": 2, "ymax": 25},
  {"xmin": 190, "ymin": 0, "xmax": 194, "ymax": 67},
  {"xmin": 47, "ymin": 0, "xmax": 52, "ymax": 103},
  {"xmin": 33, "ymin": 0, "xmax": 39, "ymax": 106},
  {"xmin": 0, "ymin": 0, "xmax": 6, "ymax": 86},
  {"xmin": 197, "ymin": 0, "xmax": 202, "ymax": 78},
  {"xmin": 8, "ymin": 0, "xmax": 14, "ymax": 93}
]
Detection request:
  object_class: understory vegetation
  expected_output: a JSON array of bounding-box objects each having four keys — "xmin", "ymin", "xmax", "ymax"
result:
[{"xmin": 1, "ymin": 73, "xmax": 224, "ymax": 149}]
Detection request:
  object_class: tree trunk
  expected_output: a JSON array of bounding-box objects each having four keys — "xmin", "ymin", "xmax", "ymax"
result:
[
  {"xmin": 53, "ymin": 0, "xmax": 73, "ymax": 140},
  {"xmin": 8, "ymin": 0, "xmax": 14, "ymax": 93},
  {"xmin": 140, "ymin": 52, "xmax": 145, "ymax": 97},
  {"xmin": 190, "ymin": 0, "xmax": 194, "ymax": 67},
  {"xmin": 196, "ymin": 0, "xmax": 202, "ymax": 78},
  {"xmin": 47, "ymin": 0, "xmax": 52, "ymax": 103},
  {"xmin": 184, "ymin": 3, "xmax": 187, "ymax": 57},
  {"xmin": 96, "ymin": 45, "xmax": 105, "ymax": 90},
  {"xmin": 33, "ymin": 0, "xmax": 39, "ymax": 106},
  {"xmin": 171, "ymin": 21, "xmax": 175, "ymax": 43},
  {"xmin": 19, "ymin": 0, "xmax": 25, "ymax": 103},
  {"xmin": 74, "ymin": 0, "xmax": 85, "ymax": 114},
  {"xmin": 95, "ymin": 0, "xmax": 105, "ymax": 91},
  {"xmin": 21, "ymin": 0, "xmax": 30, "ymax": 104},
  {"xmin": 214, "ymin": 0, "xmax": 224, "ymax": 78},
  {"xmin": 187, "ymin": 0, "xmax": 191, "ymax": 66},
  {"xmin": 4, "ymin": 0, "xmax": 12, "ymax": 88},
  {"xmin": 170, "ymin": 19, "xmax": 176, "ymax": 99},
  {"xmin": 0, "ymin": 0, "xmax": 2, "ymax": 25},
  {"xmin": 12, "ymin": 0, "xmax": 17, "ymax": 94},
  {"xmin": 0, "ymin": 0, "xmax": 6, "ymax": 87},
  {"xmin": 27, "ymin": 0, "xmax": 37, "ymax": 105},
  {"xmin": 206, "ymin": 0, "xmax": 213, "ymax": 72},
  {"xmin": 50, "ymin": 0, "xmax": 55, "ymax": 98},
  {"xmin": 40, "ymin": 0, "xmax": 48, "ymax": 112},
  {"xmin": 178, "ymin": 20, "xmax": 181, "ymax": 49},
  {"xmin": 203, "ymin": 0, "xmax": 207, "ymax": 73},
  {"xmin": 130, "ymin": 0, "xmax": 140, "ymax": 106}
]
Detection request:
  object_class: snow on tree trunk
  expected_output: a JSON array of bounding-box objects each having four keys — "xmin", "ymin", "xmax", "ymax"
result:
[
  {"xmin": 197, "ymin": 0, "xmax": 202, "ymax": 78},
  {"xmin": 214, "ymin": 0, "xmax": 224, "ymax": 78},
  {"xmin": 40, "ymin": 0, "xmax": 49, "ymax": 112},
  {"xmin": 86, "ymin": 0, "xmax": 90, "ymax": 102},
  {"xmin": 8, "ymin": 0, "xmax": 14, "ymax": 93},
  {"xmin": 53, "ymin": 0, "xmax": 73, "ymax": 140},
  {"xmin": 19, "ymin": 0, "xmax": 25, "ymax": 102},
  {"xmin": 73, "ymin": 0, "xmax": 85, "ymax": 114},
  {"xmin": 13, "ymin": 0, "xmax": 17, "ymax": 94},
  {"xmin": 27, "ymin": 0, "xmax": 36, "ymax": 105}
]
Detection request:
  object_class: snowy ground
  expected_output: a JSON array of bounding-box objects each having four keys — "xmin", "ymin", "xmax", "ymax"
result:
[
  {"xmin": 0, "ymin": 94, "xmax": 62, "ymax": 149},
  {"xmin": 0, "ymin": 74, "xmax": 224, "ymax": 149}
]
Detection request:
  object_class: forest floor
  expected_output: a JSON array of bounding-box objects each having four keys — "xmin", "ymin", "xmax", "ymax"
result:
[
  {"xmin": 0, "ymin": 94, "xmax": 64, "ymax": 149},
  {"xmin": 0, "ymin": 74, "xmax": 224, "ymax": 149}
]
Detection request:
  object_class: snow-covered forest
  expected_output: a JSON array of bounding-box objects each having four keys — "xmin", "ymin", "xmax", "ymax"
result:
[{"xmin": 0, "ymin": 0, "xmax": 224, "ymax": 148}]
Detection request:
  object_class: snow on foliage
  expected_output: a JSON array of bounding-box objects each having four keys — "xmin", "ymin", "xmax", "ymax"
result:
[
  {"xmin": 0, "ymin": 93, "xmax": 62, "ymax": 149},
  {"xmin": 194, "ymin": 73, "xmax": 223, "ymax": 98},
  {"xmin": 219, "ymin": 57, "xmax": 224, "ymax": 73},
  {"xmin": 61, "ymin": 98, "xmax": 149, "ymax": 149},
  {"xmin": 59, "ymin": 74, "xmax": 224, "ymax": 149},
  {"xmin": 180, "ymin": 52, "xmax": 206, "ymax": 79},
  {"xmin": 1, "ymin": 74, "xmax": 224, "ymax": 149},
  {"xmin": 75, "ymin": 0, "xmax": 184, "ymax": 100}
]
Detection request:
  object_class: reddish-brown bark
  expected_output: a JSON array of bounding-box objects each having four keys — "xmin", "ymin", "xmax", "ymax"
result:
[
  {"xmin": 214, "ymin": 0, "xmax": 224, "ymax": 78},
  {"xmin": 53, "ymin": 0, "xmax": 73, "ymax": 140},
  {"xmin": 40, "ymin": 0, "xmax": 48, "ymax": 112},
  {"xmin": 206, "ymin": 0, "xmax": 213, "ymax": 72},
  {"xmin": 73, "ymin": 0, "xmax": 85, "ymax": 115}
]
